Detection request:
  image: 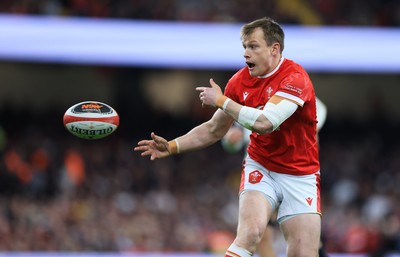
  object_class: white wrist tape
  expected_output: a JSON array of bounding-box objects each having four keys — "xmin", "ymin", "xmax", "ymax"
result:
[
  {"xmin": 222, "ymin": 98, "xmax": 231, "ymax": 111},
  {"xmin": 175, "ymin": 139, "xmax": 181, "ymax": 154},
  {"xmin": 262, "ymin": 99, "xmax": 298, "ymax": 130},
  {"xmin": 238, "ymin": 106, "xmax": 263, "ymax": 130}
]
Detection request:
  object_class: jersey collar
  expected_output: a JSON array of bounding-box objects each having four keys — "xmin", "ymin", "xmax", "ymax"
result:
[{"xmin": 257, "ymin": 57, "xmax": 285, "ymax": 79}]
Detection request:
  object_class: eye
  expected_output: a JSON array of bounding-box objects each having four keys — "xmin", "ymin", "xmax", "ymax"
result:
[{"xmin": 243, "ymin": 43, "xmax": 258, "ymax": 50}]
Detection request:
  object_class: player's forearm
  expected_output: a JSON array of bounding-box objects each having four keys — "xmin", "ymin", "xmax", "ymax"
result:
[
  {"xmin": 216, "ymin": 96, "xmax": 273, "ymax": 134},
  {"xmin": 168, "ymin": 123, "xmax": 221, "ymax": 154}
]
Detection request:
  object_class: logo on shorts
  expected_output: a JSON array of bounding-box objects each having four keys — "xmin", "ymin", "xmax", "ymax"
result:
[
  {"xmin": 306, "ymin": 197, "xmax": 313, "ymax": 206},
  {"xmin": 249, "ymin": 170, "xmax": 263, "ymax": 184}
]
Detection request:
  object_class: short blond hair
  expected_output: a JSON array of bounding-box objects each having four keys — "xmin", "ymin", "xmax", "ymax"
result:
[{"xmin": 240, "ymin": 17, "xmax": 285, "ymax": 54}]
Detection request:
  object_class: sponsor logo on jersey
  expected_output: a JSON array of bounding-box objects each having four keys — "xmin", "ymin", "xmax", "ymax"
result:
[
  {"xmin": 284, "ymin": 84, "xmax": 302, "ymax": 95},
  {"xmin": 243, "ymin": 91, "xmax": 249, "ymax": 100},
  {"xmin": 306, "ymin": 197, "xmax": 313, "ymax": 206}
]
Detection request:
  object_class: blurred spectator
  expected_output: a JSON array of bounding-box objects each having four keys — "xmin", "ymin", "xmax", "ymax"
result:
[
  {"xmin": 0, "ymin": 104, "xmax": 399, "ymax": 255},
  {"xmin": 0, "ymin": 0, "xmax": 398, "ymax": 26}
]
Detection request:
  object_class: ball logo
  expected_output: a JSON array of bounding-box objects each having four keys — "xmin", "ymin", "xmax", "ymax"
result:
[
  {"xmin": 72, "ymin": 102, "xmax": 113, "ymax": 114},
  {"xmin": 82, "ymin": 103, "xmax": 103, "ymax": 110},
  {"xmin": 69, "ymin": 125, "xmax": 114, "ymax": 138},
  {"xmin": 249, "ymin": 170, "xmax": 263, "ymax": 184}
]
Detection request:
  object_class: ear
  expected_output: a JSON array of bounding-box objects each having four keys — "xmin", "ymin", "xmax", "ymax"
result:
[{"xmin": 271, "ymin": 42, "xmax": 280, "ymax": 56}]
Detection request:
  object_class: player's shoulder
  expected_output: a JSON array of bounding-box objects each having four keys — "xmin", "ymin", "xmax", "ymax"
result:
[
  {"xmin": 281, "ymin": 58, "xmax": 308, "ymax": 74},
  {"xmin": 226, "ymin": 67, "xmax": 253, "ymax": 92},
  {"xmin": 230, "ymin": 67, "xmax": 250, "ymax": 82}
]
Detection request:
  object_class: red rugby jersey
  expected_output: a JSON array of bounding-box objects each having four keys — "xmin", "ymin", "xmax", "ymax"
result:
[{"xmin": 224, "ymin": 58, "xmax": 320, "ymax": 175}]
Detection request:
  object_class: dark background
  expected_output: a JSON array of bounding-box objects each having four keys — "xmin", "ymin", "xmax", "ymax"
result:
[{"xmin": 0, "ymin": 0, "xmax": 400, "ymax": 255}]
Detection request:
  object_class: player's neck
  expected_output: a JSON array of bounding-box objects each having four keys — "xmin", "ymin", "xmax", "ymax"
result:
[{"xmin": 258, "ymin": 56, "xmax": 284, "ymax": 78}]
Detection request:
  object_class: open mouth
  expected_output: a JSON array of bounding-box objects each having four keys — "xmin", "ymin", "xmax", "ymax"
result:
[{"xmin": 246, "ymin": 62, "xmax": 255, "ymax": 69}]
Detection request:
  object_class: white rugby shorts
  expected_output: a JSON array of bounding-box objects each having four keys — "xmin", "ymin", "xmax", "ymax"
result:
[{"xmin": 240, "ymin": 155, "xmax": 322, "ymax": 224}]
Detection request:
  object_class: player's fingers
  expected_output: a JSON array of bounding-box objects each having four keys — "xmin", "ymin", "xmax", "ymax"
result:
[
  {"xmin": 144, "ymin": 151, "xmax": 158, "ymax": 161},
  {"xmin": 209, "ymin": 78, "xmax": 219, "ymax": 89},
  {"xmin": 151, "ymin": 133, "xmax": 160, "ymax": 143},
  {"xmin": 134, "ymin": 144, "xmax": 145, "ymax": 150},
  {"xmin": 134, "ymin": 145, "xmax": 149, "ymax": 152},
  {"xmin": 151, "ymin": 133, "xmax": 165, "ymax": 144},
  {"xmin": 195, "ymin": 87, "xmax": 206, "ymax": 91},
  {"xmin": 137, "ymin": 139, "xmax": 153, "ymax": 146},
  {"xmin": 151, "ymin": 132, "xmax": 163, "ymax": 141},
  {"xmin": 140, "ymin": 150, "xmax": 151, "ymax": 156}
]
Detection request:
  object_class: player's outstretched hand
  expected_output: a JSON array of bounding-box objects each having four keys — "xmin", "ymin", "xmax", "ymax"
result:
[
  {"xmin": 134, "ymin": 132, "xmax": 171, "ymax": 160},
  {"xmin": 196, "ymin": 78, "xmax": 223, "ymax": 108}
]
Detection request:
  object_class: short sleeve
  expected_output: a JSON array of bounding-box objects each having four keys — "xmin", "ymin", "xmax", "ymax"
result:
[{"xmin": 275, "ymin": 72, "xmax": 312, "ymax": 107}]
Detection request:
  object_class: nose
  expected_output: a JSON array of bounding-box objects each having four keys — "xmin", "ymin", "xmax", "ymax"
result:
[{"xmin": 244, "ymin": 48, "xmax": 250, "ymax": 59}]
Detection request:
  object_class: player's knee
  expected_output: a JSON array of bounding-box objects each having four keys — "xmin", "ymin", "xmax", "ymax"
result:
[
  {"xmin": 237, "ymin": 225, "xmax": 264, "ymax": 248},
  {"xmin": 294, "ymin": 250, "xmax": 318, "ymax": 257},
  {"xmin": 287, "ymin": 243, "xmax": 319, "ymax": 257}
]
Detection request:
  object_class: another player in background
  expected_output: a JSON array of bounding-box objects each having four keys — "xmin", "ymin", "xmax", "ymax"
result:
[
  {"xmin": 135, "ymin": 17, "xmax": 322, "ymax": 257},
  {"xmin": 221, "ymin": 97, "xmax": 328, "ymax": 257}
]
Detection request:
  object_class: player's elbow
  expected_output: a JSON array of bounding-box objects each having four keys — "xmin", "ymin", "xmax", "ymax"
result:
[
  {"xmin": 252, "ymin": 119, "xmax": 274, "ymax": 134},
  {"xmin": 212, "ymin": 128, "xmax": 228, "ymax": 140},
  {"xmin": 208, "ymin": 121, "xmax": 228, "ymax": 141}
]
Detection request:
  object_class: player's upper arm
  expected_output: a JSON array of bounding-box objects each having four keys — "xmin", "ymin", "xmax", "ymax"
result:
[
  {"xmin": 207, "ymin": 109, "xmax": 236, "ymax": 140},
  {"xmin": 260, "ymin": 95, "xmax": 298, "ymax": 131}
]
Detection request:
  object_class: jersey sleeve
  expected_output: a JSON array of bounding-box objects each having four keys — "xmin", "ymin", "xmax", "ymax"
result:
[
  {"xmin": 223, "ymin": 71, "xmax": 241, "ymax": 103},
  {"xmin": 275, "ymin": 71, "xmax": 312, "ymax": 107}
]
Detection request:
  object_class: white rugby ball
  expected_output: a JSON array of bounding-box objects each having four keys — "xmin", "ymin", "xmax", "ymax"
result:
[{"xmin": 63, "ymin": 101, "xmax": 119, "ymax": 140}]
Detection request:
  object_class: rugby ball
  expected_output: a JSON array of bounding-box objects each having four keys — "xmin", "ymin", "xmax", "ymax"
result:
[{"xmin": 63, "ymin": 101, "xmax": 119, "ymax": 140}]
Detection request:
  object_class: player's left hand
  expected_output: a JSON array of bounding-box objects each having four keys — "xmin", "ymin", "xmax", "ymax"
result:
[
  {"xmin": 134, "ymin": 132, "xmax": 171, "ymax": 160},
  {"xmin": 196, "ymin": 78, "xmax": 223, "ymax": 108}
]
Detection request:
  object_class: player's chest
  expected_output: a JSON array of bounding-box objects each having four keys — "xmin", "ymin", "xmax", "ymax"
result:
[{"xmin": 240, "ymin": 79, "xmax": 280, "ymax": 108}]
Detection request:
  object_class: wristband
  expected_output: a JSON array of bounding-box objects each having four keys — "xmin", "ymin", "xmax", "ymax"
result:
[
  {"xmin": 222, "ymin": 98, "xmax": 231, "ymax": 111},
  {"xmin": 216, "ymin": 95, "xmax": 229, "ymax": 109},
  {"xmin": 168, "ymin": 139, "xmax": 180, "ymax": 154}
]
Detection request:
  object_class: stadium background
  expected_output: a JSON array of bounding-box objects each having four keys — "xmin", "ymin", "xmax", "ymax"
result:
[{"xmin": 0, "ymin": 0, "xmax": 400, "ymax": 256}]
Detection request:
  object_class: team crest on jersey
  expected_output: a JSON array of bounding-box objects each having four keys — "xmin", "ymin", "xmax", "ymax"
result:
[
  {"xmin": 249, "ymin": 170, "xmax": 263, "ymax": 184},
  {"xmin": 266, "ymin": 87, "xmax": 273, "ymax": 99}
]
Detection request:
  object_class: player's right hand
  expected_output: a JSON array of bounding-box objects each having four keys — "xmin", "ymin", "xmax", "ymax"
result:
[
  {"xmin": 196, "ymin": 78, "xmax": 223, "ymax": 108},
  {"xmin": 134, "ymin": 132, "xmax": 171, "ymax": 160}
]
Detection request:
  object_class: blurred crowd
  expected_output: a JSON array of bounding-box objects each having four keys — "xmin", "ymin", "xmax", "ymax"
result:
[
  {"xmin": 0, "ymin": 107, "xmax": 400, "ymax": 256},
  {"xmin": 0, "ymin": 0, "xmax": 400, "ymax": 256},
  {"xmin": 0, "ymin": 0, "xmax": 399, "ymax": 26},
  {"xmin": 0, "ymin": 111, "xmax": 239, "ymax": 252}
]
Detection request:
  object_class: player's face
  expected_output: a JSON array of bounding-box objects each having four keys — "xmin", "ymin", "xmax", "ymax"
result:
[{"xmin": 242, "ymin": 28, "xmax": 279, "ymax": 77}]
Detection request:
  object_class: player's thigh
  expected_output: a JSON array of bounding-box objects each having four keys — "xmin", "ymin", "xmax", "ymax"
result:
[
  {"xmin": 280, "ymin": 213, "xmax": 321, "ymax": 257},
  {"xmin": 236, "ymin": 191, "xmax": 273, "ymax": 244}
]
